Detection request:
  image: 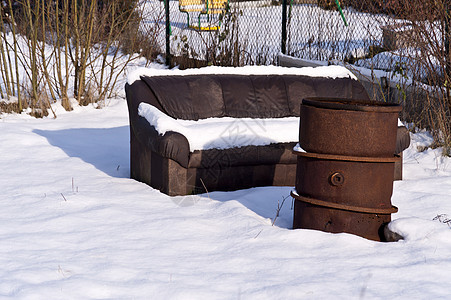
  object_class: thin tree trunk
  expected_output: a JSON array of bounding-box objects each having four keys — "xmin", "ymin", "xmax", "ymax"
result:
[{"xmin": 7, "ymin": 0, "xmax": 21, "ymax": 109}]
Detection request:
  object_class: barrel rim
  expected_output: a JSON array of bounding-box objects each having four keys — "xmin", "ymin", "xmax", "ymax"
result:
[{"xmin": 302, "ymin": 97, "xmax": 402, "ymax": 113}]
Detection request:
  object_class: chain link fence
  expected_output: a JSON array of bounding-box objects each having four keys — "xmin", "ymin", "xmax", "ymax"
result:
[
  {"xmin": 141, "ymin": 0, "xmax": 404, "ymax": 70},
  {"xmin": 142, "ymin": 0, "xmax": 287, "ymax": 66}
]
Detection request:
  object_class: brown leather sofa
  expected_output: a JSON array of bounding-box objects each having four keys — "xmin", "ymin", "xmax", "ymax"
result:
[{"xmin": 125, "ymin": 71, "xmax": 410, "ymax": 196}]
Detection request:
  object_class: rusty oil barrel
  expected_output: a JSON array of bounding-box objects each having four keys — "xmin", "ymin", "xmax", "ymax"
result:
[{"xmin": 292, "ymin": 98, "xmax": 401, "ymax": 241}]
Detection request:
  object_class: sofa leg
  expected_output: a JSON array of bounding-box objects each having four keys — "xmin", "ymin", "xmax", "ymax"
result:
[
  {"xmin": 166, "ymin": 159, "xmax": 193, "ymax": 196},
  {"xmin": 149, "ymin": 152, "xmax": 195, "ymax": 196},
  {"xmin": 394, "ymin": 152, "xmax": 403, "ymax": 181},
  {"xmin": 130, "ymin": 135, "xmax": 152, "ymax": 186},
  {"xmin": 272, "ymin": 164, "xmax": 297, "ymax": 186}
]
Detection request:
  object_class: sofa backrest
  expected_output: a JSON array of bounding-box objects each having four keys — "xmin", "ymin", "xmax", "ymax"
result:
[
  {"xmin": 135, "ymin": 73, "xmax": 369, "ymax": 120},
  {"xmin": 282, "ymin": 75, "xmax": 369, "ymax": 115},
  {"xmin": 217, "ymin": 75, "xmax": 290, "ymax": 118},
  {"xmin": 140, "ymin": 75, "xmax": 225, "ymax": 120}
]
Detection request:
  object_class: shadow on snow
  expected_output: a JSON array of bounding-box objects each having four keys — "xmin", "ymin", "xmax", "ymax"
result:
[
  {"xmin": 34, "ymin": 126, "xmax": 130, "ymax": 178},
  {"xmin": 35, "ymin": 126, "xmax": 294, "ymax": 229}
]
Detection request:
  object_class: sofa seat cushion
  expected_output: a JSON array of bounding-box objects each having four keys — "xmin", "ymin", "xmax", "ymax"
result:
[
  {"xmin": 138, "ymin": 102, "xmax": 299, "ymax": 152},
  {"xmin": 188, "ymin": 142, "xmax": 297, "ymax": 168}
]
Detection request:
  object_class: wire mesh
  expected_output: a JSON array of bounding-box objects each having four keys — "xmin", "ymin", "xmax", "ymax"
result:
[
  {"xmin": 141, "ymin": 0, "xmax": 402, "ymax": 70},
  {"xmin": 142, "ymin": 0, "xmax": 285, "ymax": 65},
  {"xmin": 141, "ymin": 0, "xmax": 448, "ymax": 87}
]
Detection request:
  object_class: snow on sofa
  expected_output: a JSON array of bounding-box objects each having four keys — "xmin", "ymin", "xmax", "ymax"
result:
[{"xmin": 125, "ymin": 65, "xmax": 410, "ymax": 196}]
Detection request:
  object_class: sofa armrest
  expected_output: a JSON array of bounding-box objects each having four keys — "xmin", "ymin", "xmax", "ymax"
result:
[
  {"xmin": 396, "ymin": 126, "xmax": 410, "ymax": 154},
  {"xmin": 132, "ymin": 115, "xmax": 190, "ymax": 168}
]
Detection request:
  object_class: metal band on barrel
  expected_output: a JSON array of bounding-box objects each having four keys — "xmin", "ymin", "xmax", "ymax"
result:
[
  {"xmin": 292, "ymin": 150, "xmax": 401, "ymax": 163},
  {"xmin": 290, "ymin": 191, "xmax": 398, "ymax": 214}
]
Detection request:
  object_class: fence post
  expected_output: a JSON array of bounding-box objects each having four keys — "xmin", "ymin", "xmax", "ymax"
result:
[
  {"xmin": 281, "ymin": 0, "xmax": 287, "ymax": 55},
  {"xmin": 446, "ymin": 4, "xmax": 450, "ymax": 94},
  {"xmin": 165, "ymin": 0, "xmax": 171, "ymax": 66}
]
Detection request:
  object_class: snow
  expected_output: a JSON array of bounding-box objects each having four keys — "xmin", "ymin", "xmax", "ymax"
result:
[
  {"xmin": 387, "ymin": 217, "xmax": 450, "ymax": 242},
  {"xmin": 293, "ymin": 143, "xmax": 306, "ymax": 153},
  {"xmin": 127, "ymin": 64, "xmax": 358, "ymax": 84},
  {"xmin": 1, "ymin": 66, "xmax": 451, "ymax": 299},
  {"xmin": 138, "ymin": 102, "xmax": 299, "ymax": 151}
]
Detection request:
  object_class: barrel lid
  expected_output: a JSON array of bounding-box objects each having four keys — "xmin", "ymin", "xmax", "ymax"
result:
[{"xmin": 302, "ymin": 97, "xmax": 402, "ymax": 113}]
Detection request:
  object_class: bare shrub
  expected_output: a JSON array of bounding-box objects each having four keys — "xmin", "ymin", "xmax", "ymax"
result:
[
  {"xmin": 173, "ymin": 8, "xmax": 254, "ymax": 68},
  {"xmin": 204, "ymin": 11, "xmax": 246, "ymax": 66},
  {"xmin": 349, "ymin": 0, "xmax": 450, "ymax": 154},
  {"xmin": 391, "ymin": 0, "xmax": 451, "ymax": 154},
  {"xmin": 0, "ymin": 0, "xmax": 150, "ymax": 115},
  {"xmin": 0, "ymin": 100, "xmax": 20, "ymax": 114}
]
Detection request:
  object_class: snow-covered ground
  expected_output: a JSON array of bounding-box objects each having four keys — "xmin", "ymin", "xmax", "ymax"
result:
[{"xmin": 1, "ymin": 64, "xmax": 451, "ymax": 298}]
